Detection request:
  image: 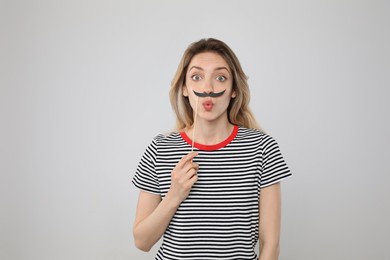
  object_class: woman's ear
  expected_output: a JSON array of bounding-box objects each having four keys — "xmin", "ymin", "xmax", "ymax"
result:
[
  {"xmin": 183, "ymin": 85, "xmax": 189, "ymax": 97},
  {"xmin": 231, "ymin": 89, "xmax": 237, "ymax": 98}
]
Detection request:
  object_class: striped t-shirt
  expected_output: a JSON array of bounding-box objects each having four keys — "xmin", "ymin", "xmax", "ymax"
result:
[{"xmin": 132, "ymin": 125, "xmax": 291, "ymax": 260}]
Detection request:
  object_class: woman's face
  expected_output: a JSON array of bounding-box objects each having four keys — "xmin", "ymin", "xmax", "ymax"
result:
[{"xmin": 183, "ymin": 52, "xmax": 236, "ymax": 124}]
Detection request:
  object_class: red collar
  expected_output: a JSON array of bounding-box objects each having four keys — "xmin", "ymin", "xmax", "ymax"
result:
[{"xmin": 180, "ymin": 125, "xmax": 239, "ymax": 151}]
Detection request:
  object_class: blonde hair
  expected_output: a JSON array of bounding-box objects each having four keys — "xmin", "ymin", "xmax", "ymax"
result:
[{"xmin": 169, "ymin": 38, "xmax": 263, "ymax": 132}]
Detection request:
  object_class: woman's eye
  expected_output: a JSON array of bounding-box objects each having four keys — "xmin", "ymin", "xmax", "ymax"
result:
[
  {"xmin": 216, "ymin": 75, "xmax": 226, "ymax": 82},
  {"xmin": 191, "ymin": 75, "xmax": 202, "ymax": 81}
]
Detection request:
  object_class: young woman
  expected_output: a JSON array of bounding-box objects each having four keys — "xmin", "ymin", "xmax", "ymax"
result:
[{"xmin": 132, "ymin": 38, "xmax": 291, "ymax": 260}]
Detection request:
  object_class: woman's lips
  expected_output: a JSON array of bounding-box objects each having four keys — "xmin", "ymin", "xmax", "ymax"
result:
[{"xmin": 202, "ymin": 100, "xmax": 214, "ymax": 111}]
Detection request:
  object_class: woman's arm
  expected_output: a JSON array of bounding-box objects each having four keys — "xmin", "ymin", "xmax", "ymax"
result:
[
  {"xmin": 258, "ymin": 182, "xmax": 282, "ymax": 260},
  {"xmin": 133, "ymin": 152, "xmax": 199, "ymax": 252},
  {"xmin": 133, "ymin": 191, "xmax": 178, "ymax": 251}
]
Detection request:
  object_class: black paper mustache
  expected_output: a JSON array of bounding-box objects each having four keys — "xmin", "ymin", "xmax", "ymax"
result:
[{"xmin": 192, "ymin": 89, "xmax": 226, "ymax": 98}]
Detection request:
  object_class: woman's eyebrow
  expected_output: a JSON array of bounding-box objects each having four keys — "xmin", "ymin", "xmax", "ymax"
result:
[
  {"xmin": 215, "ymin": 67, "xmax": 231, "ymax": 75},
  {"xmin": 189, "ymin": 66, "xmax": 203, "ymax": 71},
  {"xmin": 215, "ymin": 66, "xmax": 229, "ymax": 72}
]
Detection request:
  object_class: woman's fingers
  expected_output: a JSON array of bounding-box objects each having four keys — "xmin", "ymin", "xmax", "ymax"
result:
[
  {"xmin": 173, "ymin": 151, "xmax": 199, "ymax": 180},
  {"xmin": 186, "ymin": 166, "xmax": 198, "ymax": 178},
  {"xmin": 168, "ymin": 152, "xmax": 200, "ymax": 204},
  {"xmin": 186, "ymin": 170, "xmax": 198, "ymax": 188},
  {"xmin": 177, "ymin": 151, "xmax": 198, "ymax": 168},
  {"xmin": 182, "ymin": 161, "xmax": 199, "ymax": 175}
]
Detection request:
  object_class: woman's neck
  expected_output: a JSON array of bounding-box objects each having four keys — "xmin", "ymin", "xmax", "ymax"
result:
[{"xmin": 187, "ymin": 118, "xmax": 234, "ymax": 145}]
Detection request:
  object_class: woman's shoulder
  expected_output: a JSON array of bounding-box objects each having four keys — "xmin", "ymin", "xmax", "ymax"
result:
[
  {"xmin": 237, "ymin": 126, "xmax": 267, "ymax": 138},
  {"xmin": 237, "ymin": 126, "xmax": 277, "ymax": 144},
  {"xmin": 150, "ymin": 131, "xmax": 182, "ymax": 145}
]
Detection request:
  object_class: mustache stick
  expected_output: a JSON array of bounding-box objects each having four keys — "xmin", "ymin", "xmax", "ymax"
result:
[
  {"xmin": 193, "ymin": 89, "xmax": 226, "ymax": 97},
  {"xmin": 191, "ymin": 95, "xmax": 199, "ymax": 151}
]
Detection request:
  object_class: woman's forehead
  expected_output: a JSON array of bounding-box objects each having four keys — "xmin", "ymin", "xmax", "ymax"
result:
[{"xmin": 188, "ymin": 52, "xmax": 230, "ymax": 71}]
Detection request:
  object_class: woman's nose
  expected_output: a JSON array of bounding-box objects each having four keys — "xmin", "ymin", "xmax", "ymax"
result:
[{"xmin": 201, "ymin": 78, "xmax": 214, "ymax": 93}]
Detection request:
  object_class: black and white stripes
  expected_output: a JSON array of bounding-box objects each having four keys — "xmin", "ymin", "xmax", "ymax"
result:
[{"xmin": 133, "ymin": 126, "xmax": 291, "ymax": 260}]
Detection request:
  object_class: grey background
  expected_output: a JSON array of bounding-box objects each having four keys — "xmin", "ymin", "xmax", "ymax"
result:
[{"xmin": 1, "ymin": 0, "xmax": 389, "ymax": 259}]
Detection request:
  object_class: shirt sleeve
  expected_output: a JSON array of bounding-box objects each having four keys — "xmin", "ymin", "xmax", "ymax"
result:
[
  {"xmin": 260, "ymin": 134, "xmax": 292, "ymax": 189},
  {"xmin": 132, "ymin": 137, "xmax": 161, "ymax": 195}
]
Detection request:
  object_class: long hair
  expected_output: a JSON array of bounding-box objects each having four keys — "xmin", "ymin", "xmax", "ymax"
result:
[{"xmin": 169, "ymin": 38, "xmax": 263, "ymax": 132}]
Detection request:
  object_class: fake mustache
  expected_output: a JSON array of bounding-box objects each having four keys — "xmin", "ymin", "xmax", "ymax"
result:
[{"xmin": 192, "ymin": 89, "xmax": 226, "ymax": 98}]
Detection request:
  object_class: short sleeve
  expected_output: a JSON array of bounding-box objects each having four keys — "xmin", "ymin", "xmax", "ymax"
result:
[
  {"xmin": 260, "ymin": 135, "xmax": 292, "ymax": 188},
  {"xmin": 132, "ymin": 137, "xmax": 161, "ymax": 195}
]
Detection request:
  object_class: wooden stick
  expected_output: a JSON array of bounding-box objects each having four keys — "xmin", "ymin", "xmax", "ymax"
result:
[{"xmin": 191, "ymin": 96, "xmax": 199, "ymax": 151}]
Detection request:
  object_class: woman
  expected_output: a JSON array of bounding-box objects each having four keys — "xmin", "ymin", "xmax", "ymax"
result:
[{"xmin": 132, "ymin": 38, "xmax": 291, "ymax": 260}]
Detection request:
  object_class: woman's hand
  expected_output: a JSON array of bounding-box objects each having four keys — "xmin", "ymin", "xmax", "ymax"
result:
[
  {"xmin": 133, "ymin": 151, "xmax": 199, "ymax": 251},
  {"xmin": 166, "ymin": 151, "xmax": 199, "ymax": 206}
]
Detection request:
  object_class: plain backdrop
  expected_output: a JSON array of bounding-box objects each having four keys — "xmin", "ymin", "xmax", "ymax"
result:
[{"xmin": 1, "ymin": 0, "xmax": 389, "ymax": 259}]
